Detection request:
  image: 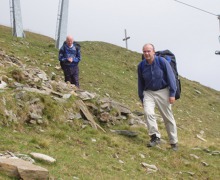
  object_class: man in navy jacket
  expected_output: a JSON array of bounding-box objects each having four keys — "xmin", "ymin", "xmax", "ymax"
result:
[
  {"xmin": 138, "ymin": 43, "xmax": 178, "ymax": 151},
  {"xmin": 59, "ymin": 35, "xmax": 81, "ymax": 88}
]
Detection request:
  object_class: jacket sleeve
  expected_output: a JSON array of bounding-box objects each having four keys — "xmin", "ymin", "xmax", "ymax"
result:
[
  {"xmin": 73, "ymin": 47, "xmax": 81, "ymax": 63},
  {"xmin": 59, "ymin": 46, "xmax": 67, "ymax": 62},
  {"xmin": 138, "ymin": 61, "xmax": 144, "ymax": 103}
]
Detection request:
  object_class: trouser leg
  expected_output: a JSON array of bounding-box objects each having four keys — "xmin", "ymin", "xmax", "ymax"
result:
[
  {"xmin": 70, "ymin": 66, "xmax": 79, "ymax": 88},
  {"xmin": 63, "ymin": 66, "xmax": 71, "ymax": 83},
  {"xmin": 143, "ymin": 91, "xmax": 161, "ymax": 138},
  {"xmin": 155, "ymin": 88, "xmax": 178, "ymax": 144},
  {"xmin": 63, "ymin": 66, "xmax": 79, "ymax": 88}
]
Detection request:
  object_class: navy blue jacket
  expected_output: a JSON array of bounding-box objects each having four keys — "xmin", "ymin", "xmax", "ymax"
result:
[
  {"xmin": 138, "ymin": 56, "xmax": 177, "ymax": 102},
  {"xmin": 59, "ymin": 42, "xmax": 81, "ymax": 67}
]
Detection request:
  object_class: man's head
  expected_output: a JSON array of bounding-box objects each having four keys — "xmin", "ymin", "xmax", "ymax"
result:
[
  {"xmin": 66, "ymin": 35, "xmax": 74, "ymax": 47},
  {"xmin": 142, "ymin": 43, "xmax": 155, "ymax": 63}
]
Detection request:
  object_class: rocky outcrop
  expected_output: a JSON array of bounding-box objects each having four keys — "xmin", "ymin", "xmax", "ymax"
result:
[{"xmin": 0, "ymin": 49, "xmax": 147, "ymax": 129}]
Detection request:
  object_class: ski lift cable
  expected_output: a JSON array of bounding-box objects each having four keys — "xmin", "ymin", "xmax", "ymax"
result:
[
  {"xmin": 173, "ymin": 0, "xmax": 218, "ymax": 17},
  {"xmin": 173, "ymin": 0, "xmax": 220, "ymax": 55},
  {"xmin": 173, "ymin": 1, "xmax": 220, "ymax": 33}
]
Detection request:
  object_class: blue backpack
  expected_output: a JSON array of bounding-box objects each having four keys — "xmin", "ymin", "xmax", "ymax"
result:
[{"xmin": 142, "ymin": 50, "xmax": 181, "ymax": 100}]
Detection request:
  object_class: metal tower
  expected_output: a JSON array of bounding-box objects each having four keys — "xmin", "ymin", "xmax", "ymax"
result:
[
  {"xmin": 215, "ymin": 15, "xmax": 220, "ymax": 55},
  {"xmin": 55, "ymin": 0, "xmax": 69, "ymax": 49},
  {"xmin": 9, "ymin": 0, "xmax": 25, "ymax": 37}
]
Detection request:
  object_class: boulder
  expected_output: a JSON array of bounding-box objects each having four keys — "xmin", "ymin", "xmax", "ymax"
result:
[
  {"xmin": 0, "ymin": 158, "xmax": 49, "ymax": 180},
  {"xmin": 30, "ymin": 153, "xmax": 56, "ymax": 163}
]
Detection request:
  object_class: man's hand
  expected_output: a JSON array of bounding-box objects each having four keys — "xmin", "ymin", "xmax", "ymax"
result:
[
  {"xmin": 169, "ymin": 97, "xmax": 175, "ymax": 104},
  {"xmin": 67, "ymin": 57, "xmax": 73, "ymax": 62}
]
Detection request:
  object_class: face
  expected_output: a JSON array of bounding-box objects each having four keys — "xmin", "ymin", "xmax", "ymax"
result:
[
  {"xmin": 143, "ymin": 44, "xmax": 155, "ymax": 62},
  {"xmin": 66, "ymin": 36, "xmax": 74, "ymax": 47}
]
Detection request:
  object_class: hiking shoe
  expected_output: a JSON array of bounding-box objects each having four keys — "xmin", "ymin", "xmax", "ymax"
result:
[
  {"xmin": 171, "ymin": 143, "xmax": 178, "ymax": 151},
  {"xmin": 147, "ymin": 134, "xmax": 160, "ymax": 147}
]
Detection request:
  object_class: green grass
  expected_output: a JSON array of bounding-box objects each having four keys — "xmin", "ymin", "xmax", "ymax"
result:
[
  {"xmin": 0, "ymin": 25, "xmax": 220, "ymax": 179},
  {"xmin": 1, "ymin": 124, "xmax": 219, "ymax": 179}
]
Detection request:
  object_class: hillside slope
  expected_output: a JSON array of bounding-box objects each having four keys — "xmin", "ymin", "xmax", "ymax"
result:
[{"xmin": 0, "ymin": 25, "xmax": 220, "ymax": 179}]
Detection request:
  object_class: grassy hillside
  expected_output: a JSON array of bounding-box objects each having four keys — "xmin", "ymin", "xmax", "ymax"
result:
[{"xmin": 0, "ymin": 25, "xmax": 220, "ymax": 179}]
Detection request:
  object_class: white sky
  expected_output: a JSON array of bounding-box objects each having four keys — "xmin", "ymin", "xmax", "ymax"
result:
[{"xmin": 0, "ymin": 0, "xmax": 220, "ymax": 91}]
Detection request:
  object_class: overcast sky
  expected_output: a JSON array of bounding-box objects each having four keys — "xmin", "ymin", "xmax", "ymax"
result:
[{"xmin": 0, "ymin": 0, "xmax": 220, "ymax": 91}]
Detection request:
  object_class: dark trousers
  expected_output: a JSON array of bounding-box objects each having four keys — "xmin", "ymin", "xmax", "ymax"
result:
[{"xmin": 62, "ymin": 65, "xmax": 79, "ymax": 87}]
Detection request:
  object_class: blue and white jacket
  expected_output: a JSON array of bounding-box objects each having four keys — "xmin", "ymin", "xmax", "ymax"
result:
[{"xmin": 59, "ymin": 42, "xmax": 81, "ymax": 67}]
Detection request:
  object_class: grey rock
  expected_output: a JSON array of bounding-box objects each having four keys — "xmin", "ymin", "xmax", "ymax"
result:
[
  {"xmin": 76, "ymin": 90, "xmax": 97, "ymax": 100},
  {"xmin": 194, "ymin": 89, "xmax": 202, "ymax": 94},
  {"xmin": 201, "ymin": 161, "xmax": 209, "ymax": 166},
  {"xmin": 99, "ymin": 112, "xmax": 110, "ymax": 123},
  {"xmin": 132, "ymin": 110, "xmax": 144, "ymax": 116},
  {"xmin": 110, "ymin": 129, "xmax": 138, "ymax": 137},
  {"xmin": 37, "ymin": 71, "xmax": 48, "ymax": 81},
  {"xmin": 211, "ymin": 151, "xmax": 220, "ymax": 155},
  {"xmin": 190, "ymin": 154, "xmax": 200, "ymax": 159},
  {"xmin": 196, "ymin": 134, "xmax": 207, "ymax": 142},
  {"xmin": 0, "ymin": 158, "xmax": 49, "ymax": 180},
  {"xmin": 141, "ymin": 162, "xmax": 158, "ymax": 171},
  {"xmin": 0, "ymin": 80, "xmax": 7, "ymax": 89},
  {"xmin": 29, "ymin": 112, "xmax": 42, "ymax": 120},
  {"xmin": 63, "ymin": 94, "xmax": 72, "ymax": 99},
  {"xmin": 29, "ymin": 120, "xmax": 37, "ymax": 124},
  {"xmin": 14, "ymin": 154, "xmax": 35, "ymax": 163},
  {"xmin": 30, "ymin": 152, "xmax": 56, "ymax": 163},
  {"xmin": 111, "ymin": 101, "xmax": 131, "ymax": 115},
  {"xmin": 36, "ymin": 119, "xmax": 43, "ymax": 124}
]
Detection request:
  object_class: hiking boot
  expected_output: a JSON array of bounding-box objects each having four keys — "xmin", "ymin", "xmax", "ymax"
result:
[
  {"xmin": 147, "ymin": 134, "xmax": 160, "ymax": 147},
  {"xmin": 171, "ymin": 143, "xmax": 178, "ymax": 151}
]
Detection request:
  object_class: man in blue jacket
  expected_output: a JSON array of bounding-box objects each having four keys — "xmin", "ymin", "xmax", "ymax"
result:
[
  {"xmin": 59, "ymin": 35, "xmax": 81, "ymax": 88},
  {"xmin": 138, "ymin": 43, "xmax": 178, "ymax": 151}
]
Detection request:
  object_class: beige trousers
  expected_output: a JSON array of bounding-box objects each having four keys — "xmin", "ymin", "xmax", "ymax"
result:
[{"xmin": 143, "ymin": 88, "xmax": 178, "ymax": 144}]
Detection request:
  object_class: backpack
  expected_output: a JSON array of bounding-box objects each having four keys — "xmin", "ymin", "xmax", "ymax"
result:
[
  {"xmin": 141, "ymin": 50, "xmax": 181, "ymax": 100},
  {"xmin": 74, "ymin": 42, "xmax": 81, "ymax": 51}
]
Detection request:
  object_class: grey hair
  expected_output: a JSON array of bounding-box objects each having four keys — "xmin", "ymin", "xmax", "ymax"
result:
[{"xmin": 143, "ymin": 43, "xmax": 155, "ymax": 51}]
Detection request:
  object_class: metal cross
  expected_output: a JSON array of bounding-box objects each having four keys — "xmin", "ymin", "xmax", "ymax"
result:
[{"xmin": 123, "ymin": 29, "xmax": 130, "ymax": 49}]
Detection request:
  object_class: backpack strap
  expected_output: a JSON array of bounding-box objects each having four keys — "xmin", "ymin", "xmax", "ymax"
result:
[
  {"xmin": 140, "ymin": 59, "xmax": 145, "ymax": 73},
  {"xmin": 155, "ymin": 56, "xmax": 163, "ymax": 70}
]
